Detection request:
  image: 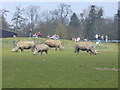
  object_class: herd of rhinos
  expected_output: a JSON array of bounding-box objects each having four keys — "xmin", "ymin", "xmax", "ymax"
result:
[{"xmin": 11, "ymin": 39, "xmax": 98, "ymax": 55}]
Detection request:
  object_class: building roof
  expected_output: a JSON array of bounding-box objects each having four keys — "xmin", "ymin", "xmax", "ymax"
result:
[{"xmin": 0, "ymin": 28, "xmax": 17, "ymax": 34}]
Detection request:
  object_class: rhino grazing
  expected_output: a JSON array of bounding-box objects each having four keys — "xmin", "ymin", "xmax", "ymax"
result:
[
  {"xmin": 74, "ymin": 42, "xmax": 97, "ymax": 55},
  {"xmin": 12, "ymin": 41, "xmax": 35, "ymax": 52},
  {"xmin": 45, "ymin": 39, "xmax": 64, "ymax": 50},
  {"xmin": 33, "ymin": 44, "xmax": 49, "ymax": 55}
]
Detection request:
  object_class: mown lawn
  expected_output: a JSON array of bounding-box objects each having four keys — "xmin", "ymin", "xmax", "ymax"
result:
[{"xmin": 2, "ymin": 38, "xmax": 118, "ymax": 88}]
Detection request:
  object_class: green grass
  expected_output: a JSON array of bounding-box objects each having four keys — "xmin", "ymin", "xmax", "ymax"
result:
[{"xmin": 2, "ymin": 37, "xmax": 118, "ymax": 88}]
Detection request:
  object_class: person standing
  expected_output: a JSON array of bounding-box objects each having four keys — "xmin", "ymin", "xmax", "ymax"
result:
[
  {"xmin": 29, "ymin": 29, "xmax": 32, "ymax": 37},
  {"xmin": 98, "ymin": 34, "xmax": 101, "ymax": 43},
  {"xmin": 105, "ymin": 35, "xmax": 108, "ymax": 43},
  {"xmin": 81, "ymin": 36, "xmax": 84, "ymax": 41},
  {"xmin": 101, "ymin": 35, "xmax": 104, "ymax": 43},
  {"xmin": 95, "ymin": 34, "xmax": 98, "ymax": 42}
]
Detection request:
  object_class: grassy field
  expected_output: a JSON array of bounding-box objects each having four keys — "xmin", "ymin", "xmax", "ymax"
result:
[{"xmin": 2, "ymin": 37, "xmax": 118, "ymax": 88}]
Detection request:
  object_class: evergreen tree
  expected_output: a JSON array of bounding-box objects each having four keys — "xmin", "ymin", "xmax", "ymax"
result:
[
  {"xmin": 94, "ymin": 8, "xmax": 104, "ymax": 34},
  {"xmin": 97, "ymin": 8, "xmax": 103, "ymax": 19},
  {"xmin": 89, "ymin": 5, "xmax": 97, "ymax": 20},
  {"xmin": 85, "ymin": 5, "xmax": 97, "ymax": 39},
  {"xmin": 11, "ymin": 5, "xmax": 27, "ymax": 32},
  {"xmin": 117, "ymin": 7, "xmax": 120, "ymax": 19},
  {"xmin": 117, "ymin": 7, "xmax": 120, "ymax": 40},
  {"xmin": 69, "ymin": 12, "xmax": 80, "ymax": 27},
  {"xmin": 112, "ymin": 14, "xmax": 118, "ymax": 40}
]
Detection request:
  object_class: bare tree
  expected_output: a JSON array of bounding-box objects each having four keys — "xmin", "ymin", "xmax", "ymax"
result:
[
  {"xmin": 36, "ymin": 10, "xmax": 57, "ymax": 37},
  {"xmin": 26, "ymin": 5, "xmax": 40, "ymax": 31},
  {"xmin": 52, "ymin": 3, "xmax": 72, "ymax": 24},
  {"xmin": 39, "ymin": 10, "xmax": 57, "ymax": 24}
]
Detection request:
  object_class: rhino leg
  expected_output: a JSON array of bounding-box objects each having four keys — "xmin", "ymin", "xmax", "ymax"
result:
[
  {"xmin": 20, "ymin": 48, "xmax": 24, "ymax": 52},
  {"xmin": 87, "ymin": 50, "xmax": 89, "ymax": 53},
  {"xmin": 40, "ymin": 51, "xmax": 43, "ymax": 55},
  {"xmin": 74, "ymin": 48, "xmax": 79, "ymax": 54},
  {"xmin": 55, "ymin": 47, "xmax": 57, "ymax": 50},
  {"xmin": 77, "ymin": 48, "xmax": 80, "ymax": 54},
  {"xmin": 31, "ymin": 47, "xmax": 34, "ymax": 52},
  {"xmin": 45, "ymin": 50, "xmax": 48, "ymax": 55},
  {"xmin": 74, "ymin": 50, "xmax": 77, "ymax": 53},
  {"xmin": 89, "ymin": 49, "xmax": 93, "ymax": 55}
]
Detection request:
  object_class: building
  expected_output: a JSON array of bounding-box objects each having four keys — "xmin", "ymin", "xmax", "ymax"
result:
[{"xmin": 0, "ymin": 29, "xmax": 17, "ymax": 38}]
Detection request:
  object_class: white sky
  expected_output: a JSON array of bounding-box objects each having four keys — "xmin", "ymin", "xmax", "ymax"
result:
[
  {"xmin": 0, "ymin": 0, "xmax": 119, "ymax": 2},
  {"xmin": 0, "ymin": 0, "xmax": 119, "ymax": 24}
]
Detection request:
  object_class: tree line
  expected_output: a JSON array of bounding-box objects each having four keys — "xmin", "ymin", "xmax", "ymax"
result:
[{"xmin": 0, "ymin": 3, "xmax": 119, "ymax": 40}]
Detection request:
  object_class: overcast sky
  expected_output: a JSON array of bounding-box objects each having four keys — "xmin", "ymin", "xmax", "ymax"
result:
[{"xmin": 1, "ymin": 1, "xmax": 118, "ymax": 24}]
